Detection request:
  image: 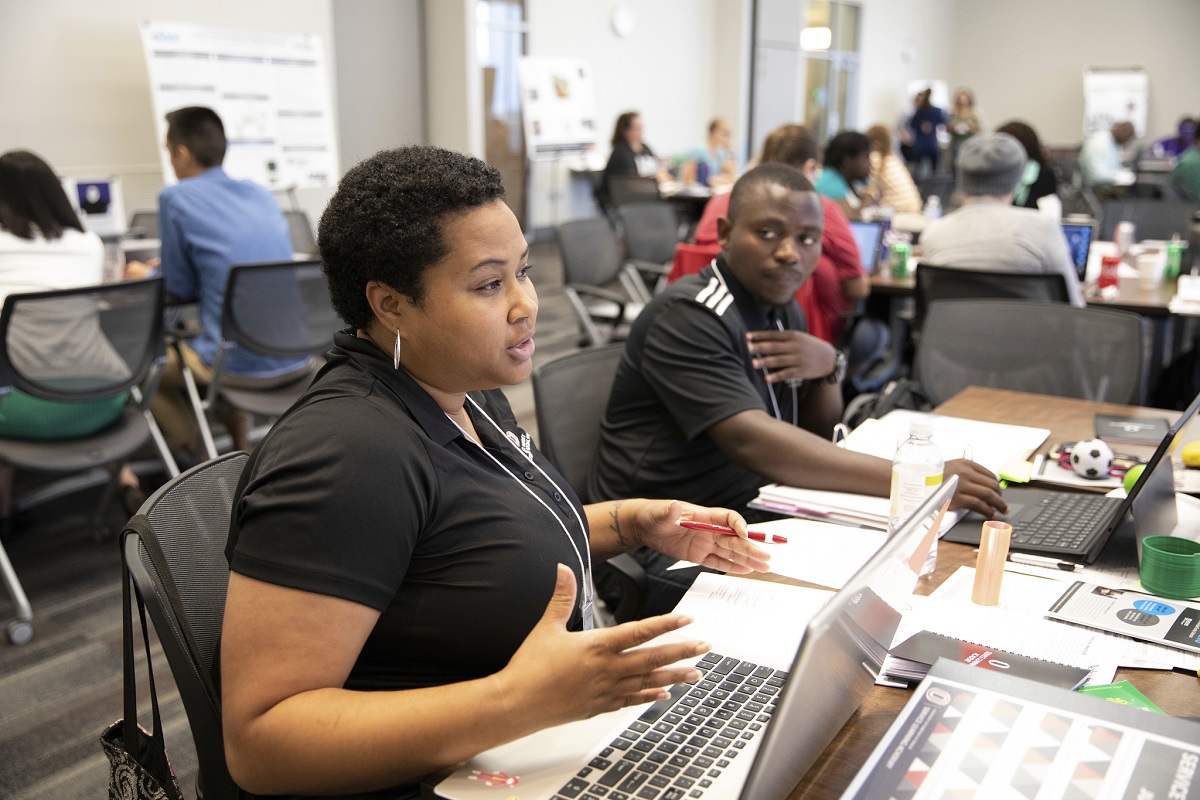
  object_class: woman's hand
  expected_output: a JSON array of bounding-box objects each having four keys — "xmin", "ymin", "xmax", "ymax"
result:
[
  {"xmin": 500, "ymin": 565, "xmax": 710, "ymax": 729},
  {"xmin": 746, "ymin": 329, "xmax": 838, "ymax": 384},
  {"xmin": 634, "ymin": 500, "xmax": 771, "ymax": 574},
  {"xmin": 944, "ymin": 458, "xmax": 1008, "ymax": 518}
]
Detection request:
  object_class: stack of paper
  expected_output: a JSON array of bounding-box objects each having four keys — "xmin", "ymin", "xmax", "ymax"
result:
[{"xmin": 750, "ymin": 410, "xmax": 1051, "ymax": 530}]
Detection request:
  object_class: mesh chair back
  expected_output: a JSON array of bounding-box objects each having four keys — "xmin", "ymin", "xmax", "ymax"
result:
[
  {"xmin": 608, "ymin": 175, "xmax": 661, "ymax": 207},
  {"xmin": 619, "ymin": 201, "xmax": 680, "ymax": 264},
  {"xmin": 128, "ymin": 210, "xmax": 160, "ymax": 239},
  {"xmin": 0, "ymin": 278, "xmax": 164, "ymax": 402},
  {"xmin": 532, "ymin": 344, "xmax": 625, "ymax": 501},
  {"xmin": 284, "ymin": 209, "xmax": 318, "ymax": 255},
  {"xmin": 915, "ymin": 299, "xmax": 1144, "ymax": 406},
  {"xmin": 222, "ymin": 260, "xmax": 340, "ymax": 359},
  {"xmin": 557, "ymin": 219, "xmax": 626, "ymax": 287},
  {"xmin": 123, "ymin": 451, "xmax": 250, "ymax": 800},
  {"xmin": 1099, "ymin": 199, "xmax": 1199, "ymax": 241},
  {"xmin": 915, "ymin": 264, "xmax": 1070, "ymax": 334}
]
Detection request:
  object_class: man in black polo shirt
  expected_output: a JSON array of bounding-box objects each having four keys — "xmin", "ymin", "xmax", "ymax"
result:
[{"xmin": 589, "ymin": 163, "xmax": 1006, "ymax": 614}]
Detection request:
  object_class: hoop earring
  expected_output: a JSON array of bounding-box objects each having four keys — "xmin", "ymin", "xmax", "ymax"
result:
[{"xmin": 393, "ymin": 330, "xmax": 401, "ymax": 370}]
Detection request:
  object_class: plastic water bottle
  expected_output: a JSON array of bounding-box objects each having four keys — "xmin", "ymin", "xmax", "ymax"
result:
[
  {"xmin": 889, "ymin": 419, "xmax": 944, "ymax": 576},
  {"xmin": 923, "ymin": 195, "xmax": 941, "ymax": 219}
]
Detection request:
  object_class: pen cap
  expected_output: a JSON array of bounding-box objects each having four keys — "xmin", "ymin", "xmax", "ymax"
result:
[{"xmin": 971, "ymin": 520, "xmax": 1012, "ymax": 606}]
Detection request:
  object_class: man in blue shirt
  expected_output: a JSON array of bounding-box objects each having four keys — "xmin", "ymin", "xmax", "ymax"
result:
[{"xmin": 138, "ymin": 106, "xmax": 310, "ymax": 454}]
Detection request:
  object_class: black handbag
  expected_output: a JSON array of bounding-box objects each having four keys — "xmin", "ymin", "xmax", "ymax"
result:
[{"xmin": 100, "ymin": 539, "xmax": 184, "ymax": 800}]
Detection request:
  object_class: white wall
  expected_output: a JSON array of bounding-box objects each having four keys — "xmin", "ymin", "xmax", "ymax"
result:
[
  {"xmin": 0, "ymin": 0, "xmax": 337, "ymax": 221},
  {"xmin": 333, "ymin": 0, "xmax": 426, "ymax": 169},
  {"xmin": 855, "ymin": 0, "xmax": 958, "ymax": 135},
  {"xmin": 947, "ymin": 0, "xmax": 1200, "ymax": 146}
]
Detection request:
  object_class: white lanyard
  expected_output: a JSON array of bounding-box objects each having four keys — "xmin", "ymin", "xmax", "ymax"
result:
[
  {"xmin": 710, "ymin": 263, "xmax": 798, "ymax": 426},
  {"xmin": 446, "ymin": 395, "xmax": 595, "ymax": 630}
]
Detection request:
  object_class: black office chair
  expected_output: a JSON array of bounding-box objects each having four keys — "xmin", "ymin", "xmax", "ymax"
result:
[
  {"xmin": 128, "ymin": 210, "xmax": 160, "ymax": 239},
  {"xmin": 606, "ymin": 175, "xmax": 661, "ymax": 208},
  {"xmin": 914, "ymin": 264, "xmax": 1071, "ymax": 335},
  {"xmin": 122, "ymin": 451, "xmax": 250, "ymax": 800},
  {"xmin": 555, "ymin": 219, "xmax": 646, "ymax": 346},
  {"xmin": 531, "ymin": 345, "xmax": 645, "ymax": 624},
  {"xmin": 617, "ymin": 201, "xmax": 681, "ymax": 299},
  {"xmin": 915, "ymin": 299, "xmax": 1145, "ymax": 406},
  {"xmin": 1099, "ymin": 199, "xmax": 1199, "ymax": 241},
  {"xmin": 0, "ymin": 278, "xmax": 178, "ymax": 645},
  {"xmin": 183, "ymin": 259, "xmax": 340, "ymax": 459},
  {"xmin": 283, "ymin": 209, "xmax": 318, "ymax": 256},
  {"xmin": 917, "ymin": 174, "xmax": 956, "ymax": 208}
]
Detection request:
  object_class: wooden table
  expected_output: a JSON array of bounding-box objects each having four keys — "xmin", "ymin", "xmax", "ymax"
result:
[{"xmin": 786, "ymin": 386, "xmax": 1200, "ymax": 800}]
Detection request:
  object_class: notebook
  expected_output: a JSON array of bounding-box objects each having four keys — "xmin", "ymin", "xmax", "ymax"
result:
[
  {"xmin": 849, "ymin": 220, "xmax": 886, "ymax": 274},
  {"xmin": 944, "ymin": 390, "xmax": 1200, "ymax": 564},
  {"xmin": 432, "ymin": 477, "xmax": 962, "ymax": 800},
  {"xmin": 1061, "ymin": 220, "xmax": 1095, "ymax": 282}
]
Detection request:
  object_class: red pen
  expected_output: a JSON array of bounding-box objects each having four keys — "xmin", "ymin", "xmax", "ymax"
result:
[{"xmin": 675, "ymin": 519, "xmax": 788, "ymax": 544}]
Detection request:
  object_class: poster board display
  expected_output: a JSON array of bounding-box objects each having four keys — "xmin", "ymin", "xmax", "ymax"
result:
[
  {"xmin": 139, "ymin": 20, "xmax": 338, "ymax": 190},
  {"xmin": 1083, "ymin": 68, "xmax": 1148, "ymax": 137},
  {"xmin": 517, "ymin": 57, "xmax": 598, "ymax": 155}
]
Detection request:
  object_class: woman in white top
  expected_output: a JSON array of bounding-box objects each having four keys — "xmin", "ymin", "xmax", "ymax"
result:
[{"xmin": 0, "ymin": 150, "xmax": 143, "ymax": 529}]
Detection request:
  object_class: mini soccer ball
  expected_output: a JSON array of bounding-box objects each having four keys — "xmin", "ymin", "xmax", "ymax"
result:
[{"xmin": 1070, "ymin": 439, "xmax": 1114, "ymax": 479}]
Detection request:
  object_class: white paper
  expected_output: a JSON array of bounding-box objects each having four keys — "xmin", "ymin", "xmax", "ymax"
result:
[{"xmin": 670, "ymin": 573, "xmax": 834, "ymax": 668}]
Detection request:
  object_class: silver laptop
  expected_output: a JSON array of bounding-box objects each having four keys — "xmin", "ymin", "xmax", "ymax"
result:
[{"xmin": 433, "ymin": 477, "xmax": 960, "ymax": 800}]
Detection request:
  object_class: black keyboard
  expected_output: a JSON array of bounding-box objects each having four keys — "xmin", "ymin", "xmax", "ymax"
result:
[
  {"xmin": 1009, "ymin": 492, "xmax": 1119, "ymax": 555},
  {"xmin": 550, "ymin": 652, "xmax": 786, "ymax": 800}
]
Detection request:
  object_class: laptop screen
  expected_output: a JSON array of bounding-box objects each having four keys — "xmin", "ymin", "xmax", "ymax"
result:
[
  {"xmin": 850, "ymin": 221, "xmax": 885, "ymax": 273},
  {"xmin": 61, "ymin": 176, "xmax": 127, "ymax": 239},
  {"xmin": 1061, "ymin": 222, "xmax": 1094, "ymax": 281},
  {"xmin": 736, "ymin": 475, "xmax": 958, "ymax": 799}
]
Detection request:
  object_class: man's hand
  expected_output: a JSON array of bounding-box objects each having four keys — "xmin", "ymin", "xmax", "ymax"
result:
[
  {"xmin": 746, "ymin": 329, "xmax": 837, "ymax": 384},
  {"xmin": 945, "ymin": 458, "xmax": 1008, "ymax": 518},
  {"xmin": 124, "ymin": 258, "xmax": 160, "ymax": 281}
]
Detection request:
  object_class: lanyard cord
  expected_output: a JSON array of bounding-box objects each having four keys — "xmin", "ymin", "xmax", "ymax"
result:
[
  {"xmin": 448, "ymin": 396, "xmax": 594, "ymax": 619},
  {"xmin": 710, "ymin": 264, "xmax": 798, "ymax": 427}
]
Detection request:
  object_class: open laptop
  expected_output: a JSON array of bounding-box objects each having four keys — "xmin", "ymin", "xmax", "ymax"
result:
[
  {"xmin": 432, "ymin": 477, "xmax": 960, "ymax": 800},
  {"xmin": 850, "ymin": 220, "xmax": 886, "ymax": 274},
  {"xmin": 1061, "ymin": 220, "xmax": 1095, "ymax": 282},
  {"xmin": 944, "ymin": 390, "xmax": 1198, "ymax": 564},
  {"xmin": 61, "ymin": 176, "xmax": 127, "ymax": 239}
]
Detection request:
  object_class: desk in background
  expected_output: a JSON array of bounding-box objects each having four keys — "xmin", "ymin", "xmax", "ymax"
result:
[{"xmin": 786, "ymin": 386, "xmax": 1200, "ymax": 800}]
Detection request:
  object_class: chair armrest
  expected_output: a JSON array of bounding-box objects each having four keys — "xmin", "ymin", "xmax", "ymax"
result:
[
  {"xmin": 596, "ymin": 552, "xmax": 649, "ymax": 625},
  {"xmin": 570, "ymin": 284, "xmax": 633, "ymax": 307}
]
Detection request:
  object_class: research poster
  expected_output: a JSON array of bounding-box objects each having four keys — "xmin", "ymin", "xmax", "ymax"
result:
[{"xmin": 140, "ymin": 20, "xmax": 338, "ymax": 190}]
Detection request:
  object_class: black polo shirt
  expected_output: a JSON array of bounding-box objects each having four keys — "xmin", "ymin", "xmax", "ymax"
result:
[
  {"xmin": 228, "ymin": 330, "xmax": 589, "ymax": 692},
  {"xmin": 589, "ymin": 257, "xmax": 807, "ymax": 510}
]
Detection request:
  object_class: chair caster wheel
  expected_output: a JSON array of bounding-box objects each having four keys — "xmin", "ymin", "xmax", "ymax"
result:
[{"xmin": 7, "ymin": 619, "xmax": 32, "ymax": 645}]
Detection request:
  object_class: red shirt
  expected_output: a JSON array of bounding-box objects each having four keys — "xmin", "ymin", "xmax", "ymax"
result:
[{"xmin": 694, "ymin": 192, "xmax": 864, "ymax": 345}]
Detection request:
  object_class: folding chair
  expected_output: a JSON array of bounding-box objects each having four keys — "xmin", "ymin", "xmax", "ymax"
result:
[{"xmin": 0, "ymin": 278, "xmax": 177, "ymax": 644}]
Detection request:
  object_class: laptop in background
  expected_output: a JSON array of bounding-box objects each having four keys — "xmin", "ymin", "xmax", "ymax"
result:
[
  {"xmin": 945, "ymin": 390, "xmax": 1199, "ymax": 563},
  {"xmin": 61, "ymin": 176, "xmax": 127, "ymax": 239},
  {"xmin": 434, "ymin": 477, "xmax": 960, "ymax": 800},
  {"xmin": 1061, "ymin": 220, "xmax": 1095, "ymax": 281},
  {"xmin": 850, "ymin": 220, "xmax": 886, "ymax": 274}
]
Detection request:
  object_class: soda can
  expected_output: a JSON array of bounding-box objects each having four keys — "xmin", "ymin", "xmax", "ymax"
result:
[
  {"xmin": 890, "ymin": 241, "xmax": 911, "ymax": 279},
  {"xmin": 1114, "ymin": 221, "xmax": 1136, "ymax": 255}
]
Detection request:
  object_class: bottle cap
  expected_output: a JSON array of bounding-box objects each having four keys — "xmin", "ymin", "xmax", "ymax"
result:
[{"xmin": 909, "ymin": 419, "xmax": 934, "ymax": 438}]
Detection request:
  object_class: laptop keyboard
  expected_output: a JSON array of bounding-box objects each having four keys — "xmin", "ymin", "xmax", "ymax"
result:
[
  {"xmin": 550, "ymin": 651, "xmax": 786, "ymax": 800},
  {"xmin": 1010, "ymin": 493, "xmax": 1118, "ymax": 554}
]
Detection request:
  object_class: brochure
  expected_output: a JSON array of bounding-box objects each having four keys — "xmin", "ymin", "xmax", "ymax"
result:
[
  {"xmin": 1046, "ymin": 581, "xmax": 1200, "ymax": 654},
  {"xmin": 884, "ymin": 630, "xmax": 1090, "ymax": 690}
]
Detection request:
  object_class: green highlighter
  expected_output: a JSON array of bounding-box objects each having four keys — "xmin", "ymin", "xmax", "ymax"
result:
[{"xmin": 1077, "ymin": 681, "xmax": 1165, "ymax": 714}]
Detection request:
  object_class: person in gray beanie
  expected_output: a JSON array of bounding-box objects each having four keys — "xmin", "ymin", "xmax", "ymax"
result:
[{"xmin": 918, "ymin": 132, "xmax": 1084, "ymax": 306}]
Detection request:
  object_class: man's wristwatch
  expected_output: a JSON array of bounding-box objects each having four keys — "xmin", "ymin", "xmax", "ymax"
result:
[{"xmin": 823, "ymin": 350, "xmax": 848, "ymax": 384}]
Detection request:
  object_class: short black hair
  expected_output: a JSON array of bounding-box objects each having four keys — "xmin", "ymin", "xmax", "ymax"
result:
[
  {"xmin": 318, "ymin": 146, "xmax": 507, "ymax": 330},
  {"xmin": 0, "ymin": 150, "xmax": 84, "ymax": 240},
  {"xmin": 165, "ymin": 106, "xmax": 227, "ymax": 168},
  {"xmin": 823, "ymin": 131, "xmax": 871, "ymax": 173},
  {"xmin": 726, "ymin": 163, "xmax": 814, "ymax": 223}
]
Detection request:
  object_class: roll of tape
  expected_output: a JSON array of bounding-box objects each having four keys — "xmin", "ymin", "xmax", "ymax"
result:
[{"xmin": 1140, "ymin": 536, "xmax": 1200, "ymax": 600}]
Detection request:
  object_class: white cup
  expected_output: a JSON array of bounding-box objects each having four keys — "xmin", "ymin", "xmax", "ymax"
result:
[{"xmin": 1137, "ymin": 249, "xmax": 1165, "ymax": 287}]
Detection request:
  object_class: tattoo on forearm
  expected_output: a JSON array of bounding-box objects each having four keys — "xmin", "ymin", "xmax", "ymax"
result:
[{"xmin": 609, "ymin": 502, "xmax": 631, "ymax": 548}]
